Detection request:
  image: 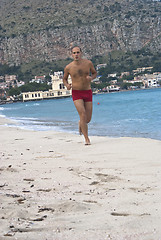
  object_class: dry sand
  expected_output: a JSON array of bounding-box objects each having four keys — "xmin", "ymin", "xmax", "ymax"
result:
[{"xmin": 0, "ymin": 116, "xmax": 161, "ymax": 240}]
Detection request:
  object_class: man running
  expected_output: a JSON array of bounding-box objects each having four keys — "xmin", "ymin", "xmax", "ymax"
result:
[{"xmin": 63, "ymin": 45, "xmax": 97, "ymax": 145}]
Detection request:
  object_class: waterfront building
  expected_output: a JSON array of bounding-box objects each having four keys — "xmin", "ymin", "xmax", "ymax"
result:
[
  {"xmin": 143, "ymin": 73, "xmax": 160, "ymax": 88},
  {"xmin": 107, "ymin": 85, "xmax": 120, "ymax": 92},
  {"xmin": 22, "ymin": 71, "xmax": 72, "ymax": 102}
]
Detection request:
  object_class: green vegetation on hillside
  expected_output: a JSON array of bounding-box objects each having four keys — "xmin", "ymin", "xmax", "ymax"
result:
[
  {"xmin": 1, "ymin": 49, "xmax": 161, "ymax": 84},
  {"xmin": 92, "ymin": 49, "xmax": 161, "ymax": 75},
  {"xmin": 0, "ymin": 58, "xmax": 71, "ymax": 82}
]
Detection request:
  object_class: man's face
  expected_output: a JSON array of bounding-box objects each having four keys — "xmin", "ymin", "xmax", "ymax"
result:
[{"xmin": 71, "ymin": 47, "xmax": 82, "ymax": 61}]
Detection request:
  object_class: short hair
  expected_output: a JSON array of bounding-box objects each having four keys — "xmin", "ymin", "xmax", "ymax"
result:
[{"xmin": 71, "ymin": 45, "xmax": 82, "ymax": 52}]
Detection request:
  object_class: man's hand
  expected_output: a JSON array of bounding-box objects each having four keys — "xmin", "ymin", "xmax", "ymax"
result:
[
  {"xmin": 66, "ymin": 83, "xmax": 72, "ymax": 90},
  {"xmin": 86, "ymin": 76, "xmax": 93, "ymax": 82}
]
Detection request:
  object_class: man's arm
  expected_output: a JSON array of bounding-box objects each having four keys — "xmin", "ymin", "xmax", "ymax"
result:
[
  {"xmin": 63, "ymin": 66, "xmax": 72, "ymax": 90},
  {"xmin": 86, "ymin": 61, "xmax": 97, "ymax": 82}
]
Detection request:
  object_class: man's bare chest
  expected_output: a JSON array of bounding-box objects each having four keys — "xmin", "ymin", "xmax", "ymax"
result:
[{"xmin": 70, "ymin": 67, "xmax": 89, "ymax": 79}]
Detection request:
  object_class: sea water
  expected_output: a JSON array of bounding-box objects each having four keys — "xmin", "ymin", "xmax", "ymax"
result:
[{"xmin": 1, "ymin": 88, "xmax": 161, "ymax": 140}]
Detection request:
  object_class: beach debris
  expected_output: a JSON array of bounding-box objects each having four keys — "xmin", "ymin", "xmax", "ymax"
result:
[
  {"xmin": 68, "ymin": 168, "xmax": 73, "ymax": 171},
  {"xmin": 9, "ymin": 225, "xmax": 14, "ymax": 229},
  {"xmin": 140, "ymin": 213, "xmax": 151, "ymax": 216},
  {"xmin": 6, "ymin": 227, "xmax": 41, "ymax": 233},
  {"xmin": 90, "ymin": 181, "xmax": 99, "ymax": 185},
  {"xmin": 83, "ymin": 200, "xmax": 97, "ymax": 204},
  {"xmin": 37, "ymin": 188, "xmax": 52, "ymax": 192},
  {"xmin": 17, "ymin": 198, "xmax": 26, "ymax": 204},
  {"xmin": 80, "ymin": 174, "xmax": 91, "ymax": 180},
  {"xmin": 23, "ymin": 178, "xmax": 34, "ymax": 182},
  {"xmin": 38, "ymin": 207, "xmax": 55, "ymax": 213},
  {"xmin": 74, "ymin": 191, "xmax": 82, "ymax": 194},
  {"xmin": 0, "ymin": 183, "xmax": 7, "ymax": 188},
  {"xmin": 6, "ymin": 193, "xmax": 20, "ymax": 198},
  {"xmin": 4, "ymin": 231, "xmax": 15, "ymax": 237},
  {"xmin": 22, "ymin": 190, "xmax": 30, "ymax": 193},
  {"xmin": 41, "ymin": 177, "xmax": 52, "ymax": 180},
  {"xmin": 111, "ymin": 212, "xmax": 130, "ymax": 216},
  {"xmin": 31, "ymin": 215, "xmax": 47, "ymax": 221}
]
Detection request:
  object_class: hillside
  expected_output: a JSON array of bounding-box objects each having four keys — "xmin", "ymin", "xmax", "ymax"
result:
[{"xmin": 0, "ymin": 0, "xmax": 161, "ymax": 66}]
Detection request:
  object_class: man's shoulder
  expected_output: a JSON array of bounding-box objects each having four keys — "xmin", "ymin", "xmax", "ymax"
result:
[
  {"xmin": 64, "ymin": 63, "xmax": 71, "ymax": 72},
  {"xmin": 65, "ymin": 61, "xmax": 74, "ymax": 69},
  {"xmin": 82, "ymin": 59, "xmax": 92, "ymax": 64}
]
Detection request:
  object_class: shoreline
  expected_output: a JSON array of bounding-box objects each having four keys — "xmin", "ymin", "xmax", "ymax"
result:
[
  {"xmin": 1, "ymin": 117, "xmax": 161, "ymax": 239},
  {"xmin": 1, "ymin": 113, "xmax": 161, "ymax": 142}
]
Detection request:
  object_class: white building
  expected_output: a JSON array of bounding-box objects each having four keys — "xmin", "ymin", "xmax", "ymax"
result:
[
  {"xmin": 108, "ymin": 73, "xmax": 117, "ymax": 78},
  {"xmin": 30, "ymin": 75, "xmax": 46, "ymax": 84},
  {"xmin": 96, "ymin": 63, "xmax": 107, "ymax": 71},
  {"xmin": 50, "ymin": 71, "xmax": 71, "ymax": 91},
  {"xmin": 144, "ymin": 78, "xmax": 159, "ymax": 88},
  {"xmin": 5, "ymin": 75, "xmax": 17, "ymax": 83},
  {"xmin": 22, "ymin": 71, "xmax": 72, "ymax": 102},
  {"xmin": 107, "ymin": 85, "xmax": 120, "ymax": 92},
  {"xmin": 143, "ymin": 73, "xmax": 160, "ymax": 88}
]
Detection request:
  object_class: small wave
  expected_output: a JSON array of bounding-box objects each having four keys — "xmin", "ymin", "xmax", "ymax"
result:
[
  {"xmin": 5, "ymin": 122, "xmax": 63, "ymax": 132},
  {"xmin": 33, "ymin": 103, "xmax": 40, "ymax": 106},
  {"xmin": 0, "ymin": 106, "xmax": 21, "ymax": 111},
  {"xmin": 121, "ymin": 118, "xmax": 148, "ymax": 123},
  {"xmin": 10, "ymin": 116, "xmax": 39, "ymax": 121}
]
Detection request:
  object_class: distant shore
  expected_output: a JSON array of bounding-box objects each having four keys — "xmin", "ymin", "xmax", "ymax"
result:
[
  {"xmin": 1, "ymin": 86, "xmax": 161, "ymax": 106},
  {"xmin": 1, "ymin": 116, "xmax": 161, "ymax": 239}
]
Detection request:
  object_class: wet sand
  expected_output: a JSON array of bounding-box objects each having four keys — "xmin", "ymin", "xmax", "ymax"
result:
[{"xmin": 1, "ymin": 117, "xmax": 161, "ymax": 240}]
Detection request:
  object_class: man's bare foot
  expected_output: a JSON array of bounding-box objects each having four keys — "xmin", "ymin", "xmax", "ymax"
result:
[
  {"xmin": 79, "ymin": 121, "xmax": 82, "ymax": 135},
  {"xmin": 85, "ymin": 139, "xmax": 91, "ymax": 145}
]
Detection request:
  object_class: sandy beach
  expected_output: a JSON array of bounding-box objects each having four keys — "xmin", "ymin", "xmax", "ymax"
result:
[{"xmin": 1, "ymin": 116, "xmax": 161, "ymax": 240}]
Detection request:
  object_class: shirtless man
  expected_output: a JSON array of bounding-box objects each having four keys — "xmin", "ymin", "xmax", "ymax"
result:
[{"xmin": 63, "ymin": 46, "xmax": 97, "ymax": 145}]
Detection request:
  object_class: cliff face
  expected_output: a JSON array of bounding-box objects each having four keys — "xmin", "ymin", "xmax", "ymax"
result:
[{"xmin": 0, "ymin": 0, "xmax": 161, "ymax": 66}]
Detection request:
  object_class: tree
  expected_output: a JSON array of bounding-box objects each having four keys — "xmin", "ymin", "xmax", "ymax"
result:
[
  {"xmin": 8, "ymin": 87, "xmax": 21, "ymax": 96},
  {"xmin": 45, "ymin": 75, "xmax": 52, "ymax": 83},
  {"xmin": 120, "ymin": 82, "xmax": 132, "ymax": 90}
]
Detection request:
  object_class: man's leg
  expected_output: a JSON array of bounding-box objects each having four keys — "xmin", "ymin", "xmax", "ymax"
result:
[
  {"xmin": 78, "ymin": 101, "xmax": 92, "ymax": 135},
  {"xmin": 84, "ymin": 101, "xmax": 92, "ymax": 123},
  {"xmin": 74, "ymin": 99, "xmax": 91, "ymax": 145}
]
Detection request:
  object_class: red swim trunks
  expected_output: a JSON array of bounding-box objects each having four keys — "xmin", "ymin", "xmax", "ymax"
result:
[{"xmin": 72, "ymin": 89, "xmax": 92, "ymax": 102}]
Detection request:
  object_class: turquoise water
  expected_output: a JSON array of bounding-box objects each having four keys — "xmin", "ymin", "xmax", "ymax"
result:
[{"xmin": 1, "ymin": 88, "xmax": 161, "ymax": 140}]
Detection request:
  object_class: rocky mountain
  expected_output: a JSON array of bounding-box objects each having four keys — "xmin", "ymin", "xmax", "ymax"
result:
[{"xmin": 0, "ymin": 0, "xmax": 161, "ymax": 66}]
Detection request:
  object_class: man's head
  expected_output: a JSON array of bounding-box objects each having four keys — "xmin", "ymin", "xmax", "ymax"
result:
[{"xmin": 71, "ymin": 46, "xmax": 82, "ymax": 61}]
